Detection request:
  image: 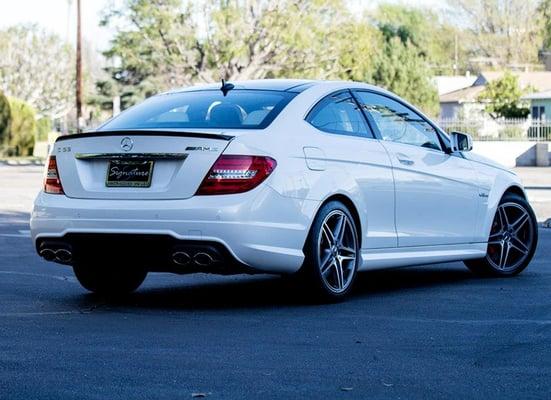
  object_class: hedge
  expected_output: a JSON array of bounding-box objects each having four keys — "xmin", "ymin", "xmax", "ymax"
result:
[
  {"xmin": 0, "ymin": 91, "xmax": 10, "ymax": 148},
  {"xmin": 7, "ymin": 97, "xmax": 36, "ymax": 156}
]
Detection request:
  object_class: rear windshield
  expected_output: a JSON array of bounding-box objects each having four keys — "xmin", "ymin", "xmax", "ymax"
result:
[{"xmin": 99, "ymin": 89, "xmax": 297, "ymax": 130}]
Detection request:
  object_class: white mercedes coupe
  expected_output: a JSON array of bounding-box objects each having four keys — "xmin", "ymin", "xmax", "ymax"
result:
[{"xmin": 30, "ymin": 80, "xmax": 538, "ymax": 300}]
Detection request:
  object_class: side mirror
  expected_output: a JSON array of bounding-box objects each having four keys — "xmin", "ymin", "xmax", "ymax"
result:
[{"xmin": 450, "ymin": 131, "xmax": 473, "ymax": 152}]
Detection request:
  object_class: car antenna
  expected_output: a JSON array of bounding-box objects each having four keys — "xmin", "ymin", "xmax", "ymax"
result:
[{"xmin": 220, "ymin": 78, "xmax": 234, "ymax": 97}]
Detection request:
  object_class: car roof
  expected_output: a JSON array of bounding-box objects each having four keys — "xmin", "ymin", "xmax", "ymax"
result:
[
  {"xmin": 165, "ymin": 79, "xmax": 319, "ymax": 94},
  {"xmin": 163, "ymin": 79, "xmax": 394, "ymax": 96},
  {"xmin": 164, "ymin": 79, "xmax": 392, "ymax": 94}
]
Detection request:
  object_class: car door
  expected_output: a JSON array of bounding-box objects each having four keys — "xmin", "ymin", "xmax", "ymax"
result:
[
  {"xmin": 353, "ymin": 90, "xmax": 479, "ymax": 247},
  {"xmin": 305, "ymin": 90, "xmax": 397, "ymax": 249}
]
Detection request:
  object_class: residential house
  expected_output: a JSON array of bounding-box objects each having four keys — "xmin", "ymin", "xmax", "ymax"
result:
[
  {"xmin": 438, "ymin": 71, "xmax": 551, "ymax": 119},
  {"xmin": 433, "ymin": 74, "xmax": 477, "ymax": 96},
  {"xmin": 522, "ymin": 90, "xmax": 551, "ymax": 121}
]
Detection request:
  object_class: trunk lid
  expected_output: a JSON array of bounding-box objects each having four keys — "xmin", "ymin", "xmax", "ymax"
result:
[{"xmin": 53, "ymin": 131, "xmax": 232, "ymax": 200}]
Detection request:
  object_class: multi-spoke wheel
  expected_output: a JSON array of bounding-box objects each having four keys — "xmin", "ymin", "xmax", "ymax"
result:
[
  {"xmin": 318, "ymin": 210, "xmax": 358, "ymax": 293},
  {"xmin": 301, "ymin": 201, "xmax": 360, "ymax": 300},
  {"xmin": 465, "ymin": 193, "xmax": 537, "ymax": 276}
]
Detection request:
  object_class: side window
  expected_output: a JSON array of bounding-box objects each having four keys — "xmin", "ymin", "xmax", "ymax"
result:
[
  {"xmin": 307, "ymin": 91, "xmax": 372, "ymax": 137},
  {"xmin": 354, "ymin": 91, "xmax": 442, "ymax": 151}
]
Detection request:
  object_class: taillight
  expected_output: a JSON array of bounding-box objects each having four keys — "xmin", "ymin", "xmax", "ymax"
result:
[
  {"xmin": 196, "ymin": 155, "xmax": 277, "ymax": 195},
  {"xmin": 44, "ymin": 155, "xmax": 64, "ymax": 194}
]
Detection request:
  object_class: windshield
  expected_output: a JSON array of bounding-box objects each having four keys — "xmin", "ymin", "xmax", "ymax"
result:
[{"xmin": 99, "ymin": 89, "xmax": 297, "ymax": 131}]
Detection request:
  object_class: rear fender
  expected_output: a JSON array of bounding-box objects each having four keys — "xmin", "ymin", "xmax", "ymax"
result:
[{"xmin": 300, "ymin": 169, "xmax": 367, "ymax": 248}]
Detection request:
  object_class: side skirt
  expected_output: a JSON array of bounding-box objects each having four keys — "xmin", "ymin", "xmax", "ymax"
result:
[{"xmin": 359, "ymin": 243, "xmax": 487, "ymax": 271}]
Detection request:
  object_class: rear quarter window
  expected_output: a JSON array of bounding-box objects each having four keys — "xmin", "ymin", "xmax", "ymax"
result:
[{"xmin": 306, "ymin": 91, "xmax": 372, "ymax": 138}]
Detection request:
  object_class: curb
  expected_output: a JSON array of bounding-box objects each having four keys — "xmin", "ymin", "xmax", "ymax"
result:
[
  {"xmin": 0, "ymin": 160, "xmax": 45, "ymax": 166},
  {"xmin": 524, "ymin": 186, "xmax": 551, "ymax": 190}
]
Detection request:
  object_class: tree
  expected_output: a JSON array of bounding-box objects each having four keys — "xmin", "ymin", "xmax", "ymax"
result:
[
  {"xmin": 0, "ymin": 25, "xmax": 74, "ymax": 117},
  {"xmin": 540, "ymin": 0, "xmax": 551, "ymax": 49},
  {"xmin": 371, "ymin": 5, "xmax": 439, "ymax": 115},
  {"xmin": 372, "ymin": 37, "xmax": 439, "ymax": 116},
  {"xmin": 7, "ymin": 98, "xmax": 36, "ymax": 156},
  {"xmin": 98, "ymin": 0, "xmax": 378, "ymax": 108},
  {"xmin": 477, "ymin": 71, "xmax": 530, "ymax": 118},
  {"xmin": 36, "ymin": 117, "xmax": 52, "ymax": 142},
  {"xmin": 329, "ymin": 22, "xmax": 379, "ymax": 83},
  {"xmin": 0, "ymin": 91, "xmax": 10, "ymax": 147},
  {"xmin": 446, "ymin": 0, "xmax": 543, "ymax": 66},
  {"xmin": 374, "ymin": 3, "xmax": 468, "ymax": 75}
]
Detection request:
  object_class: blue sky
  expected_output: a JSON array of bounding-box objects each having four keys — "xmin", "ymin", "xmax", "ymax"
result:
[{"xmin": 0, "ymin": 0, "xmax": 442, "ymax": 51}]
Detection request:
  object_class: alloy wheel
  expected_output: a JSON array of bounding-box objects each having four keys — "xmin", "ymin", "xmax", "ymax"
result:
[
  {"xmin": 317, "ymin": 210, "xmax": 358, "ymax": 293},
  {"xmin": 487, "ymin": 202, "xmax": 535, "ymax": 272}
]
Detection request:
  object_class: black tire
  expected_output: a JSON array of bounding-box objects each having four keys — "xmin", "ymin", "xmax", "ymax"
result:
[
  {"xmin": 465, "ymin": 192, "xmax": 538, "ymax": 276},
  {"xmin": 73, "ymin": 263, "xmax": 147, "ymax": 295},
  {"xmin": 300, "ymin": 200, "xmax": 360, "ymax": 301}
]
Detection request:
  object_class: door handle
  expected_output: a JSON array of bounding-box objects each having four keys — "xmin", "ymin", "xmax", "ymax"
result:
[
  {"xmin": 398, "ymin": 158, "xmax": 414, "ymax": 166},
  {"xmin": 396, "ymin": 153, "xmax": 414, "ymax": 166}
]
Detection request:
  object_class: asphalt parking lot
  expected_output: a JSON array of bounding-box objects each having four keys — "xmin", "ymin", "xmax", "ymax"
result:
[{"xmin": 0, "ymin": 165, "xmax": 550, "ymax": 399}]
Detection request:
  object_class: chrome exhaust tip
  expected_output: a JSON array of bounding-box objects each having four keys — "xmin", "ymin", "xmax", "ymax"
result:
[
  {"xmin": 172, "ymin": 251, "xmax": 191, "ymax": 266},
  {"xmin": 55, "ymin": 249, "xmax": 73, "ymax": 263},
  {"xmin": 40, "ymin": 248, "xmax": 56, "ymax": 262},
  {"xmin": 194, "ymin": 252, "xmax": 215, "ymax": 267}
]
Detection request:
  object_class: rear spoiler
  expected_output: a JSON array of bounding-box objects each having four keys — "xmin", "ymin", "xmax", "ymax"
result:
[{"xmin": 55, "ymin": 130, "xmax": 235, "ymax": 143}]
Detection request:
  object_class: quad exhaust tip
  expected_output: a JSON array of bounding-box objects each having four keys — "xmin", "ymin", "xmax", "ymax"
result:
[
  {"xmin": 40, "ymin": 248, "xmax": 73, "ymax": 263},
  {"xmin": 39, "ymin": 248, "xmax": 56, "ymax": 262},
  {"xmin": 171, "ymin": 251, "xmax": 216, "ymax": 267},
  {"xmin": 55, "ymin": 249, "xmax": 73, "ymax": 263},
  {"xmin": 172, "ymin": 251, "xmax": 191, "ymax": 266},
  {"xmin": 193, "ymin": 252, "xmax": 215, "ymax": 267}
]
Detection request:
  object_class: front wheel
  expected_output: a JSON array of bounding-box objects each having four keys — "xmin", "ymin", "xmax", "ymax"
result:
[
  {"xmin": 301, "ymin": 201, "xmax": 360, "ymax": 301},
  {"xmin": 73, "ymin": 263, "xmax": 147, "ymax": 295},
  {"xmin": 465, "ymin": 193, "xmax": 538, "ymax": 276}
]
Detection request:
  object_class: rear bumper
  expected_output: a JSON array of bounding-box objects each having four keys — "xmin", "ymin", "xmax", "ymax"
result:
[
  {"xmin": 36, "ymin": 234, "xmax": 254, "ymax": 275},
  {"xmin": 30, "ymin": 186, "xmax": 319, "ymax": 274}
]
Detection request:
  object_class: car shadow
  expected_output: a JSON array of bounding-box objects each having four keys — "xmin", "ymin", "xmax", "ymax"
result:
[{"xmin": 74, "ymin": 264, "xmax": 477, "ymax": 311}]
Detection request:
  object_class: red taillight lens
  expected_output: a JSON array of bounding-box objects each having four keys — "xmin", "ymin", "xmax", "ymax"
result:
[
  {"xmin": 196, "ymin": 155, "xmax": 277, "ymax": 195},
  {"xmin": 44, "ymin": 155, "xmax": 64, "ymax": 194}
]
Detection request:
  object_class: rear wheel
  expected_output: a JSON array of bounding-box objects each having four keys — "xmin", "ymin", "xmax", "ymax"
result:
[
  {"xmin": 301, "ymin": 201, "xmax": 360, "ymax": 301},
  {"xmin": 73, "ymin": 263, "xmax": 147, "ymax": 295},
  {"xmin": 465, "ymin": 193, "xmax": 538, "ymax": 276}
]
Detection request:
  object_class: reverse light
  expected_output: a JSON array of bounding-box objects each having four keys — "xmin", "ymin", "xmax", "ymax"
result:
[
  {"xmin": 196, "ymin": 155, "xmax": 277, "ymax": 195},
  {"xmin": 44, "ymin": 155, "xmax": 64, "ymax": 194}
]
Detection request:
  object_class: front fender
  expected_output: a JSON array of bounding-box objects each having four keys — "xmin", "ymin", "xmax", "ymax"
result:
[{"xmin": 480, "ymin": 170, "xmax": 524, "ymax": 241}]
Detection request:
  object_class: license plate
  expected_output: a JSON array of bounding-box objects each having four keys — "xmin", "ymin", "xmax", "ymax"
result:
[{"xmin": 106, "ymin": 160, "xmax": 154, "ymax": 187}]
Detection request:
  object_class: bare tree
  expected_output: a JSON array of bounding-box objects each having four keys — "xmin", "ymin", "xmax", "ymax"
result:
[
  {"xmin": 446, "ymin": 0, "xmax": 543, "ymax": 66},
  {"xmin": 101, "ymin": 0, "xmax": 361, "ymax": 92},
  {"xmin": 0, "ymin": 25, "xmax": 74, "ymax": 117}
]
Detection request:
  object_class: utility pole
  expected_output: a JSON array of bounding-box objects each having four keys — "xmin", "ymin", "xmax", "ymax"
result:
[
  {"xmin": 453, "ymin": 33, "xmax": 459, "ymax": 76},
  {"xmin": 76, "ymin": 0, "xmax": 82, "ymax": 133}
]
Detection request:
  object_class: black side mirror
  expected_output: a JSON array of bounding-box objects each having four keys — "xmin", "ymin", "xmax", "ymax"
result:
[{"xmin": 450, "ymin": 131, "xmax": 473, "ymax": 152}]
